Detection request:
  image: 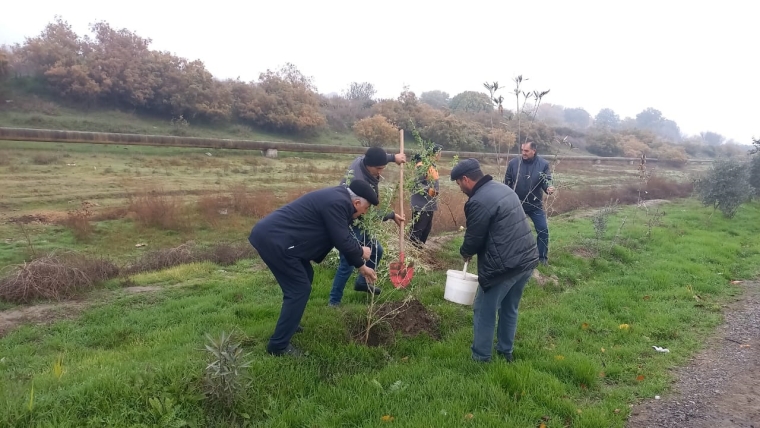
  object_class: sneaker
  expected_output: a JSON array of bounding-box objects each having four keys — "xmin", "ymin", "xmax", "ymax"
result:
[
  {"xmin": 295, "ymin": 325, "xmax": 304, "ymax": 333},
  {"xmin": 267, "ymin": 344, "xmax": 304, "ymax": 357},
  {"xmin": 354, "ymin": 283, "xmax": 382, "ymax": 295},
  {"xmin": 496, "ymin": 351, "xmax": 514, "ymax": 362}
]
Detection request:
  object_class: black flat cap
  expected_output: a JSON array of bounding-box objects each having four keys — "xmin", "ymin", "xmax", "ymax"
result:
[
  {"xmin": 450, "ymin": 158, "xmax": 482, "ymax": 181},
  {"xmin": 348, "ymin": 180, "xmax": 379, "ymax": 206}
]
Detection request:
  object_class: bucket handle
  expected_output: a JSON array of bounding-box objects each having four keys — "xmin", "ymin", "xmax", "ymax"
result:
[{"xmin": 462, "ymin": 261, "xmax": 468, "ymax": 279}]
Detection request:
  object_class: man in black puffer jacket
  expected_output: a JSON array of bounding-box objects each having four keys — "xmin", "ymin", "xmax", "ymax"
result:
[{"xmin": 452, "ymin": 158, "xmax": 538, "ymax": 363}]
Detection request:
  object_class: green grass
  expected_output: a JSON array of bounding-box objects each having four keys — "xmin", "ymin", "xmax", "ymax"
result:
[{"xmin": 2, "ymin": 199, "xmax": 759, "ymax": 427}]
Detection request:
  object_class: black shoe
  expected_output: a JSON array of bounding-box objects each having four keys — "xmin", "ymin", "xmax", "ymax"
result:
[
  {"xmin": 267, "ymin": 344, "xmax": 304, "ymax": 357},
  {"xmin": 354, "ymin": 283, "xmax": 381, "ymax": 295},
  {"xmin": 295, "ymin": 325, "xmax": 304, "ymax": 333},
  {"xmin": 496, "ymin": 351, "xmax": 514, "ymax": 362},
  {"xmin": 539, "ymin": 259, "xmax": 549, "ymax": 266}
]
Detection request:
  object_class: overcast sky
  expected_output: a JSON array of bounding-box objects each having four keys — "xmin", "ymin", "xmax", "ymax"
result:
[{"xmin": 1, "ymin": 0, "xmax": 756, "ymax": 143}]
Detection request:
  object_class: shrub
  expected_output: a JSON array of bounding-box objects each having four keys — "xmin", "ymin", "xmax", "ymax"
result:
[
  {"xmin": 0, "ymin": 253, "xmax": 119, "ymax": 303},
  {"xmin": 586, "ymin": 131, "xmax": 623, "ymax": 157},
  {"xmin": 63, "ymin": 201, "xmax": 97, "ymax": 242},
  {"xmin": 202, "ymin": 331, "xmax": 251, "ymax": 411},
  {"xmin": 128, "ymin": 191, "xmax": 186, "ymax": 230},
  {"xmin": 31, "ymin": 153, "xmax": 60, "ymax": 165},
  {"xmin": 750, "ymin": 154, "xmax": 760, "ymax": 196},
  {"xmin": 695, "ymin": 159, "xmax": 752, "ymax": 218}
]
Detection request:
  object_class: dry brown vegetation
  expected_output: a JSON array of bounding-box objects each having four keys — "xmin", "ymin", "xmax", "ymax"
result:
[
  {"xmin": 547, "ymin": 175, "xmax": 694, "ymax": 216},
  {"xmin": 0, "ymin": 253, "xmax": 119, "ymax": 303},
  {"xmin": 0, "ymin": 241, "xmax": 255, "ymax": 304},
  {"xmin": 31, "ymin": 153, "xmax": 60, "ymax": 165},
  {"xmin": 128, "ymin": 190, "xmax": 188, "ymax": 230},
  {"xmin": 63, "ymin": 201, "xmax": 95, "ymax": 241},
  {"xmin": 122, "ymin": 242, "xmax": 255, "ymax": 276}
]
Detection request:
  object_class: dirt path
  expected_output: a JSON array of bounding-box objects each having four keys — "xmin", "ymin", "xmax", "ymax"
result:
[{"xmin": 627, "ymin": 281, "xmax": 760, "ymax": 427}]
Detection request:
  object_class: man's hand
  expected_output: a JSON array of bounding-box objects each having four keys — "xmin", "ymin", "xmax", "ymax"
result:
[
  {"xmin": 358, "ymin": 265, "xmax": 377, "ymax": 284},
  {"xmin": 547, "ymin": 186, "xmax": 556, "ymax": 195},
  {"xmin": 462, "ymin": 255, "xmax": 472, "ymax": 263},
  {"xmin": 394, "ymin": 153, "xmax": 407, "ymax": 165},
  {"xmin": 393, "ymin": 213, "xmax": 406, "ymax": 227},
  {"xmin": 361, "ymin": 246, "xmax": 372, "ymax": 260}
]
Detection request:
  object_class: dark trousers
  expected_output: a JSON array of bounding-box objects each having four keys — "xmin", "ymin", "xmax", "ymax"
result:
[
  {"xmin": 253, "ymin": 243, "xmax": 313, "ymax": 352},
  {"xmin": 410, "ymin": 210, "xmax": 434, "ymax": 245},
  {"xmin": 525, "ymin": 208, "xmax": 549, "ymax": 261}
]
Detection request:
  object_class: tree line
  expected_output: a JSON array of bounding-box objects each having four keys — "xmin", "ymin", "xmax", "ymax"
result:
[{"xmin": 0, "ymin": 17, "xmax": 752, "ymax": 161}]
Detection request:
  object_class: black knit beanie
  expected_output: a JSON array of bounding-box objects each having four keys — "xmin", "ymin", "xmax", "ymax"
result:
[{"xmin": 363, "ymin": 147, "xmax": 389, "ymax": 167}]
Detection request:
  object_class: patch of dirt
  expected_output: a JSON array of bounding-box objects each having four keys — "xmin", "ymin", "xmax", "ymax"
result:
[
  {"xmin": 571, "ymin": 247, "xmax": 597, "ymax": 259},
  {"xmin": 7, "ymin": 214, "xmax": 51, "ymax": 224},
  {"xmin": 0, "ymin": 285, "xmax": 163, "ymax": 338},
  {"xmin": 124, "ymin": 285, "xmax": 162, "ymax": 294},
  {"xmin": 0, "ymin": 301, "xmax": 90, "ymax": 337},
  {"xmin": 626, "ymin": 281, "xmax": 760, "ymax": 427},
  {"xmin": 416, "ymin": 232, "xmax": 461, "ymax": 271},
  {"xmin": 352, "ymin": 298, "xmax": 441, "ymax": 347},
  {"xmin": 561, "ymin": 199, "xmax": 671, "ymax": 221},
  {"xmin": 532, "ymin": 270, "xmax": 559, "ymax": 287}
]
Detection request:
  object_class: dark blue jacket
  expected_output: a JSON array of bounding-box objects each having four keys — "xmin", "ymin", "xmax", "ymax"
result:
[
  {"xmin": 249, "ymin": 186, "xmax": 365, "ymax": 268},
  {"xmin": 504, "ymin": 155, "xmax": 552, "ymax": 211}
]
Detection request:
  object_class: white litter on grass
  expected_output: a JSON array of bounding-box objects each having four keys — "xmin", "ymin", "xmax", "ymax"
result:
[
  {"xmin": 655, "ymin": 395, "xmax": 661, "ymax": 400},
  {"xmin": 652, "ymin": 346, "xmax": 670, "ymax": 353}
]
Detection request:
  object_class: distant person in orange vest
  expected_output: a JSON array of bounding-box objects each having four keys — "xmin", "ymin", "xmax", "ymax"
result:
[{"xmin": 409, "ymin": 144, "xmax": 443, "ymax": 246}]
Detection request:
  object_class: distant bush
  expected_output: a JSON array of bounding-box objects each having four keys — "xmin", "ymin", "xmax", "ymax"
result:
[
  {"xmin": 586, "ymin": 131, "xmax": 623, "ymax": 157},
  {"xmin": 695, "ymin": 159, "xmax": 752, "ymax": 218},
  {"xmin": 31, "ymin": 152, "xmax": 60, "ymax": 165}
]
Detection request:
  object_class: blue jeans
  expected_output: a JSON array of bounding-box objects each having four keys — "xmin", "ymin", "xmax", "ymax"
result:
[
  {"xmin": 328, "ymin": 225, "xmax": 383, "ymax": 305},
  {"xmin": 525, "ymin": 208, "xmax": 549, "ymax": 261},
  {"xmin": 471, "ymin": 269, "xmax": 534, "ymax": 361}
]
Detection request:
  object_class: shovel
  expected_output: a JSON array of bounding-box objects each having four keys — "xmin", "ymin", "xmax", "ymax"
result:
[{"xmin": 390, "ymin": 129, "xmax": 414, "ymax": 288}]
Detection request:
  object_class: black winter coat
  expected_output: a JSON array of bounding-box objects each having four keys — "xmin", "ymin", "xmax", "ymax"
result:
[{"xmin": 460, "ymin": 176, "xmax": 538, "ymax": 288}]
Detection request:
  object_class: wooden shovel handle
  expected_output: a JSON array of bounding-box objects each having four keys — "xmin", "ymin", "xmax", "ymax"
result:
[{"xmin": 398, "ymin": 129, "xmax": 404, "ymax": 255}]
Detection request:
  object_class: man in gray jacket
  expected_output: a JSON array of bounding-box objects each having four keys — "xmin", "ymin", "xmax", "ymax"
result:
[
  {"xmin": 452, "ymin": 158, "xmax": 538, "ymax": 363},
  {"xmin": 504, "ymin": 141, "xmax": 555, "ymax": 265},
  {"xmin": 328, "ymin": 147, "xmax": 406, "ymax": 306}
]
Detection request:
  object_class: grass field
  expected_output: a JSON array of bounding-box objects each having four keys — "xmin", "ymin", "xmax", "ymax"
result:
[{"xmin": 1, "ymin": 139, "xmax": 751, "ymax": 427}]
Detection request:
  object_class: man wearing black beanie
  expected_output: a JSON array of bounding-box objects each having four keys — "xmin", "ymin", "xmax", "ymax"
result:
[{"xmin": 328, "ymin": 146, "xmax": 406, "ymax": 306}]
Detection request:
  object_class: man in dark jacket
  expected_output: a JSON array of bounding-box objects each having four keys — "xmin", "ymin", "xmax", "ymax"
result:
[
  {"xmin": 328, "ymin": 146, "xmax": 406, "ymax": 306},
  {"xmin": 504, "ymin": 142, "xmax": 555, "ymax": 264},
  {"xmin": 452, "ymin": 158, "xmax": 539, "ymax": 362},
  {"xmin": 249, "ymin": 180, "xmax": 380, "ymax": 357}
]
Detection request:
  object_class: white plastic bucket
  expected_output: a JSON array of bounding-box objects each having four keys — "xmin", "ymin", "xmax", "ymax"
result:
[{"xmin": 444, "ymin": 266, "xmax": 479, "ymax": 306}]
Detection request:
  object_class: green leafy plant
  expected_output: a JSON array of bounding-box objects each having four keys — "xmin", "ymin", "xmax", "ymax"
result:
[
  {"xmin": 695, "ymin": 159, "xmax": 752, "ymax": 218},
  {"xmin": 202, "ymin": 331, "xmax": 252, "ymax": 410}
]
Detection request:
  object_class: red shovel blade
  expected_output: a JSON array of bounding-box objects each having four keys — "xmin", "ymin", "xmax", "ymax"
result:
[{"xmin": 389, "ymin": 253, "xmax": 414, "ymax": 288}]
